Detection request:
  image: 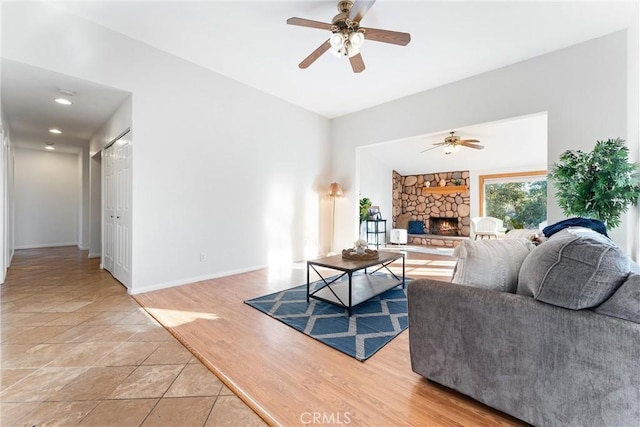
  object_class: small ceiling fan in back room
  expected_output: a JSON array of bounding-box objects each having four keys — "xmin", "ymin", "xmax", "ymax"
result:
[
  {"xmin": 421, "ymin": 131, "xmax": 485, "ymax": 155},
  {"xmin": 286, "ymin": 0, "xmax": 411, "ymax": 73}
]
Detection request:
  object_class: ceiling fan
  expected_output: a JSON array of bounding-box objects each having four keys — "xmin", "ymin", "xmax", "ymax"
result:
[
  {"xmin": 286, "ymin": 0, "xmax": 411, "ymax": 73},
  {"xmin": 421, "ymin": 131, "xmax": 484, "ymax": 155}
]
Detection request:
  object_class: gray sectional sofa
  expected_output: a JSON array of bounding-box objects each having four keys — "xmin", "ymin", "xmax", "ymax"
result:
[{"xmin": 408, "ymin": 227, "xmax": 640, "ymax": 427}]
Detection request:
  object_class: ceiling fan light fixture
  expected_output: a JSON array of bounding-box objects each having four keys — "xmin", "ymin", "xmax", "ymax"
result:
[
  {"xmin": 329, "ymin": 32, "xmax": 345, "ymax": 50},
  {"xmin": 349, "ymin": 31, "xmax": 365, "ymax": 49}
]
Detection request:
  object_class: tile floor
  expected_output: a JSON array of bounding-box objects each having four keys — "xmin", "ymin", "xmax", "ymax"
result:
[{"xmin": 1, "ymin": 247, "xmax": 266, "ymax": 427}]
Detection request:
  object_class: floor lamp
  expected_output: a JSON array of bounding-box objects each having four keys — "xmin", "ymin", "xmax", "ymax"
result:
[{"xmin": 328, "ymin": 182, "xmax": 344, "ymax": 255}]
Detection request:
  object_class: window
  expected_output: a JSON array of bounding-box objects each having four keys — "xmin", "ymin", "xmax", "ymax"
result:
[{"xmin": 479, "ymin": 171, "xmax": 547, "ymax": 230}]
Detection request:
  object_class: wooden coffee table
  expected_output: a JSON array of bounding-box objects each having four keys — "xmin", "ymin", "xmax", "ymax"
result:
[{"xmin": 306, "ymin": 251, "xmax": 405, "ymax": 316}]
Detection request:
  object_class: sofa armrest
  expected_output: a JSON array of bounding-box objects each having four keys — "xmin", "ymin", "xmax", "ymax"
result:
[{"xmin": 408, "ymin": 279, "xmax": 640, "ymax": 427}]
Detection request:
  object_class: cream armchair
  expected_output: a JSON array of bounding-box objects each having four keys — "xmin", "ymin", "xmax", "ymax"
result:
[{"xmin": 471, "ymin": 217, "xmax": 506, "ymax": 239}]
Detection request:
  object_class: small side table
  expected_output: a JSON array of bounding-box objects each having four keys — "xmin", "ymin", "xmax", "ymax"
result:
[{"xmin": 366, "ymin": 219, "xmax": 387, "ymax": 249}]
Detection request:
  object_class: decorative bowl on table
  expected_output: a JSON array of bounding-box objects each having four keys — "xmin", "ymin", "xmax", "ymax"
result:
[{"xmin": 341, "ymin": 248, "xmax": 379, "ymax": 260}]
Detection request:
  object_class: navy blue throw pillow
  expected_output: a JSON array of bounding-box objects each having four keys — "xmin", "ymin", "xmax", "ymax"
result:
[{"xmin": 408, "ymin": 220, "xmax": 425, "ymax": 234}]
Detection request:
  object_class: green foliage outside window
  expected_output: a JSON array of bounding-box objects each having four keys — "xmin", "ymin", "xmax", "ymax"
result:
[
  {"xmin": 485, "ymin": 180, "xmax": 547, "ymax": 230},
  {"xmin": 548, "ymin": 138, "xmax": 640, "ymax": 229}
]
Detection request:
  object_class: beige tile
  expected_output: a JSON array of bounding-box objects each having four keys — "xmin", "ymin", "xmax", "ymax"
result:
[
  {"xmin": 81, "ymin": 310, "xmax": 131, "ymax": 325},
  {"xmin": 10, "ymin": 312, "xmax": 65, "ymax": 326},
  {"xmin": 0, "ymin": 367, "xmax": 86, "ymax": 402},
  {"xmin": 84, "ymin": 323, "xmax": 148, "ymax": 342},
  {"xmin": 2, "ymin": 325, "xmax": 72, "ymax": 344},
  {"xmin": 0, "ymin": 325, "xmax": 35, "ymax": 343},
  {"xmin": 0, "ymin": 368, "xmax": 36, "ymax": 391},
  {"xmin": 130, "ymin": 324, "xmax": 176, "ymax": 342},
  {"xmin": 165, "ymin": 363, "xmax": 224, "ymax": 397},
  {"xmin": 48, "ymin": 341, "xmax": 118, "ymax": 367},
  {"xmin": 53, "ymin": 366, "xmax": 135, "ymax": 401},
  {"xmin": 47, "ymin": 311, "xmax": 99, "ymax": 326},
  {"xmin": 95, "ymin": 341, "xmax": 161, "ymax": 367},
  {"xmin": 48, "ymin": 324, "xmax": 106, "ymax": 343},
  {"xmin": 78, "ymin": 398, "xmax": 158, "ymax": 427},
  {"xmin": 142, "ymin": 396, "xmax": 216, "ymax": 427},
  {"xmin": 109, "ymin": 364, "xmax": 184, "ymax": 399},
  {"xmin": 1, "ymin": 343, "xmax": 78, "ymax": 369},
  {"xmin": 0, "ymin": 401, "xmax": 41, "ymax": 427},
  {"xmin": 205, "ymin": 395, "xmax": 266, "ymax": 427},
  {"xmin": 143, "ymin": 341, "xmax": 193, "ymax": 365},
  {"xmin": 116, "ymin": 309, "xmax": 159, "ymax": 326},
  {"xmin": 23, "ymin": 400, "xmax": 100, "ymax": 426}
]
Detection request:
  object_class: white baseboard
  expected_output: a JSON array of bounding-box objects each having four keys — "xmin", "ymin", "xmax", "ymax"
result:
[
  {"xmin": 128, "ymin": 264, "xmax": 267, "ymax": 295},
  {"xmin": 15, "ymin": 242, "xmax": 78, "ymax": 250},
  {"xmin": 88, "ymin": 252, "xmax": 101, "ymax": 259}
]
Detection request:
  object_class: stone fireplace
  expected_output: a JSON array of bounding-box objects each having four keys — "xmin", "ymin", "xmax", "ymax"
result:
[{"xmin": 392, "ymin": 170, "xmax": 471, "ymax": 247}]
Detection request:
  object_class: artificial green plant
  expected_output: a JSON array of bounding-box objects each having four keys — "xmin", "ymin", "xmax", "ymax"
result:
[{"xmin": 548, "ymin": 138, "xmax": 640, "ymax": 229}]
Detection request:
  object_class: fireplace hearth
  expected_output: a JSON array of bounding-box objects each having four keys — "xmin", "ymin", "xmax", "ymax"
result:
[{"xmin": 430, "ymin": 217, "xmax": 459, "ymax": 236}]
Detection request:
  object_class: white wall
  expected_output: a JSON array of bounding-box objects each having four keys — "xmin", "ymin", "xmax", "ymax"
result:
[
  {"xmin": 78, "ymin": 147, "xmax": 90, "ymax": 250},
  {"xmin": 2, "ymin": 3, "xmax": 331, "ymax": 293},
  {"xmin": 332, "ymin": 31, "xmax": 635, "ymax": 256},
  {"xmin": 14, "ymin": 147, "xmax": 79, "ymax": 249}
]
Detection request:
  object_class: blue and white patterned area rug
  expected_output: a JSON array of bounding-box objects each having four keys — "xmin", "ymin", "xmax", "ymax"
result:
[{"xmin": 244, "ymin": 276, "xmax": 409, "ymax": 361}]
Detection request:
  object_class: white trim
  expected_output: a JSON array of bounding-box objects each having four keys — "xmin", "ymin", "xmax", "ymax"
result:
[
  {"xmin": 127, "ymin": 264, "xmax": 267, "ymax": 295},
  {"xmin": 15, "ymin": 242, "xmax": 78, "ymax": 250},
  {"xmin": 88, "ymin": 252, "xmax": 101, "ymax": 258}
]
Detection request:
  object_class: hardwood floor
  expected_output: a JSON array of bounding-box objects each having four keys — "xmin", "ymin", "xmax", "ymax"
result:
[{"xmin": 134, "ymin": 249, "xmax": 526, "ymax": 426}]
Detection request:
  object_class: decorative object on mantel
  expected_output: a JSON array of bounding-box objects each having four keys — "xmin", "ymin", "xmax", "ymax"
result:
[
  {"xmin": 425, "ymin": 181, "xmax": 431, "ymax": 187},
  {"xmin": 439, "ymin": 179, "xmax": 446, "ymax": 187},
  {"xmin": 342, "ymin": 248, "xmax": 379, "ymax": 260}
]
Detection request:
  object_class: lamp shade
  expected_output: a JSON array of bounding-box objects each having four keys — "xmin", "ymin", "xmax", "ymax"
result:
[{"xmin": 328, "ymin": 182, "xmax": 344, "ymax": 197}]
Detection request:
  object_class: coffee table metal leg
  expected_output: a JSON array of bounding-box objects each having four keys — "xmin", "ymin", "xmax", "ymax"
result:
[
  {"xmin": 306, "ymin": 261, "xmax": 310, "ymax": 302},
  {"xmin": 348, "ymin": 272, "xmax": 353, "ymax": 316}
]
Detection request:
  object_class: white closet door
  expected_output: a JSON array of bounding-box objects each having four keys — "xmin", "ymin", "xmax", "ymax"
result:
[
  {"xmin": 102, "ymin": 130, "xmax": 132, "ymax": 288},
  {"xmin": 103, "ymin": 144, "xmax": 115, "ymax": 273},
  {"xmin": 113, "ymin": 133, "xmax": 131, "ymax": 286}
]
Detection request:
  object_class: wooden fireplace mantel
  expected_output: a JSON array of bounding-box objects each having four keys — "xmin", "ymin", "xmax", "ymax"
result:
[{"xmin": 423, "ymin": 185, "xmax": 468, "ymax": 195}]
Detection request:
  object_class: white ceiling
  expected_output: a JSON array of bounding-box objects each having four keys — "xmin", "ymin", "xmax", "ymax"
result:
[
  {"xmin": 53, "ymin": 0, "xmax": 636, "ymax": 119},
  {"xmin": 1, "ymin": 1, "xmax": 636, "ymax": 155},
  {"xmin": 364, "ymin": 112, "xmax": 548, "ymax": 176}
]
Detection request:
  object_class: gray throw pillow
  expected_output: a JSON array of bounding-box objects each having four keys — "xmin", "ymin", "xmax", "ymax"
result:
[
  {"xmin": 452, "ymin": 238, "xmax": 535, "ymax": 293},
  {"xmin": 593, "ymin": 274, "xmax": 640, "ymax": 323},
  {"xmin": 517, "ymin": 228, "xmax": 631, "ymax": 309}
]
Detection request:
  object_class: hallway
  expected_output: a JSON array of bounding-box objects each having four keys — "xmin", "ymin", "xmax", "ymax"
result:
[{"xmin": 0, "ymin": 247, "xmax": 264, "ymax": 426}]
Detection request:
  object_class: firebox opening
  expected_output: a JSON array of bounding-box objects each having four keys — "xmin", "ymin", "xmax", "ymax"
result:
[{"xmin": 430, "ymin": 217, "xmax": 459, "ymax": 236}]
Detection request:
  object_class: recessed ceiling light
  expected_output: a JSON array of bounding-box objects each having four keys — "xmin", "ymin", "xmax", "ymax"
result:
[
  {"xmin": 45, "ymin": 143, "xmax": 55, "ymax": 151},
  {"xmin": 49, "ymin": 128, "xmax": 62, "ymax": 134},
  {"xmin": 55, "ymin": 98, "xmax": 72, "ymax": 105}
]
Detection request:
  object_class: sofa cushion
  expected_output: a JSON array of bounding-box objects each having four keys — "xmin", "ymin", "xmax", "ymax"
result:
[
  {"xmin": 408, "ymin": 220, "xmax": 425, "ymax": 234},
  {"xmin": 452, "ymin": 238, "xmax": 535, "ymax": 293},
  {"xmin": 517, "ymin": 227, "xmax": 631, "ymax": 309},
  {"xmin": 593, "ymin": 274, "xmax": 640, "ymax": 323}
]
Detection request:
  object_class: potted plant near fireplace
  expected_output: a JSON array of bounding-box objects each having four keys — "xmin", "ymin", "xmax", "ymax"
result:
[{"xmin": 548, "ymin": 138, "xmax": 640, "ymax": 229}]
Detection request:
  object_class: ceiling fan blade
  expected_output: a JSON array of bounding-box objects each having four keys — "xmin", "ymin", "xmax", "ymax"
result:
[
  {"xmin": 348, "ymin": 0, "xmax": 376, "ymax": 23},
  {"xmin": 286, "ymin": 17, "xmax": 333, "ymax": 31},
  {"xmin": 460, "ymin": 139, "xmax": 480, "ymax": 143},
  {"xmin": 298, "ymin": 40, "xmax": 331, "ymax": 69},
  {"xmin": 461, "ymin": 142, "xmax": 485, "ymax": 150},
  {"xmin": 421, "ymin": 143, "xmax": 445, "ymax": 153},
  {"xmin": 362, "ymin": 27, "xmax": 411, "ymax": 46},
  {"xmin": 349, "ymin": 53, "xmax": 365, "ymax": 73},
  {"xmin": 420, "ymin": 146, "xmax": 440, "ymax": 153}
]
